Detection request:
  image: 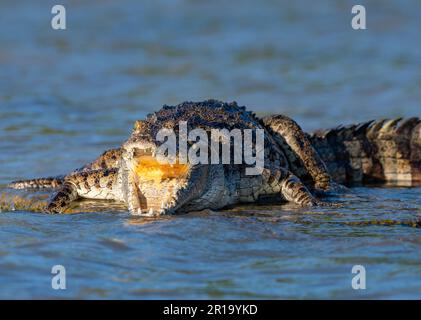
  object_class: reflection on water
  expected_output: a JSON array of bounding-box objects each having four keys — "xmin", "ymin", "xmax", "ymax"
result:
[{"xmin": 0, "ymin": 0, "xmax": 420, "ymax": 299}]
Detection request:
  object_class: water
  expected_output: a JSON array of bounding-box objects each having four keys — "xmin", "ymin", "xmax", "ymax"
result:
[{"xmin": 0, "ymin": 0, "xmax": 420, "ymax": 299}]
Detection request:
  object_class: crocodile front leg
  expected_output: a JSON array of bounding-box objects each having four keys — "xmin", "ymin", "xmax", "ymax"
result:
[
  {"xmin": 262, "ymin": 167, "xmax": 318, "ymax": 206},
  {"xmin": 45, "ymin": 168, "xmax": 120, "ymax": 213},
  {"xmin": 262, "ymin": 115, "xmax": 334, "ymax": 191},
  {"xmin": 45, "ymin": 182, "xmax": 78, "ymax": 213}
]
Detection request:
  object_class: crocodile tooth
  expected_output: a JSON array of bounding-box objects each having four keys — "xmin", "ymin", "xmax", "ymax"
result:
[
  {"xmin": 148, "ymin": 208, "xmax": 154, "ymax": 215},
  {"xmin": 137, "ymin": 208, "xmax": 142, "ymax": 215}
]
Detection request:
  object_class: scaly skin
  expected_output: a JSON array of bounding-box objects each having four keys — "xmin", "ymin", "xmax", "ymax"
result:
[
  {"xmin": 309, "ymin": 117, "xmax": 421, "ymax": 184},
  {"xmin": 7, "ymin": 100, "xmax": 420, "ymax": 215}
]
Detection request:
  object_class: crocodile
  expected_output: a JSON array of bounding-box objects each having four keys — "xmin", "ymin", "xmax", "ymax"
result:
[{"xmin": 8, "ymin": 100, "xmax": 421, "ymax": 215}]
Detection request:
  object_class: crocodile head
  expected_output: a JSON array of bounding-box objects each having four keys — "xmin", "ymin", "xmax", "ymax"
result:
[
  {"xmin": 121, "ymin": 120, "xmax": 208, "ymax": 216},
  {"xmin": 120, "ymin": 100, "xmax": 265, "ymax": 216}
]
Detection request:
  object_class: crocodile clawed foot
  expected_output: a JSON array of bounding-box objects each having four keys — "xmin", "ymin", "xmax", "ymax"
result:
[
  {"xmin": 314, "ymin": 182, "xmax": 348, "ymax": 197},
  {"xmin": 301, "ymin": 196, "xmax": 341, "ymax": 208},
  {"xmin": 289, "ymin": 196, "xmax": 341, "ymax": 208},
  {"xmin": 44, "ymin": 204, "xmax": 62, "ymax": 214},
  {"xmin": 314, "ymin": 199, "xmax": 342, "ymax": 208}
]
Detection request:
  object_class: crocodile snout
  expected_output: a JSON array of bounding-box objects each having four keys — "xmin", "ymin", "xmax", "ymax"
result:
[{"xmin": 129, "ymin": 151, "xmax": 191, "ymax": 216}]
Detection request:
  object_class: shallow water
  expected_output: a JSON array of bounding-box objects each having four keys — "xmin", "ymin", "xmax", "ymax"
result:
[{"xmin": 0, "ymin": 0, "xmax": 420, "ymax": 299}]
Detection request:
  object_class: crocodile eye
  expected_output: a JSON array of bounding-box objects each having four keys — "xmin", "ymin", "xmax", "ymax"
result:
[{"xmin": 133, "ymin": 120, "xmax": 145, "ymax": 132}]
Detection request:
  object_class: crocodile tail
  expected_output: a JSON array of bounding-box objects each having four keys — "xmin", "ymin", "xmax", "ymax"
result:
[
  {"xmin": 8, "ymin": 176, "xmax": 65, "ymax": 190},
  {"xmin": 309, "ymin": 117, "xmax": 421, "ymax": 184}
]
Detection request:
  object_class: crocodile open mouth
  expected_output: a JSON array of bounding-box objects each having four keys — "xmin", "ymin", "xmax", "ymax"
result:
[
  {"xmin": 134, "ymin": 155, "xmax": 190, "ymax": 182},
  {"xmin": 132, "ymin": 155, "xmax": 190, "ymax": 215}
]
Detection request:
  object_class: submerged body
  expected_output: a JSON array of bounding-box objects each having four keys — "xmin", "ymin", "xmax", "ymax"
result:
[{"xmin": 8, "ymin": 100, "xmax": 421, "ymax": 215}]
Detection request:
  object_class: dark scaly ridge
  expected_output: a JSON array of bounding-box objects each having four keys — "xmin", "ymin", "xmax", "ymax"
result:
[{"xmin": 309, "ymin": 117, "xmax": 421, "ymax": 183}]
